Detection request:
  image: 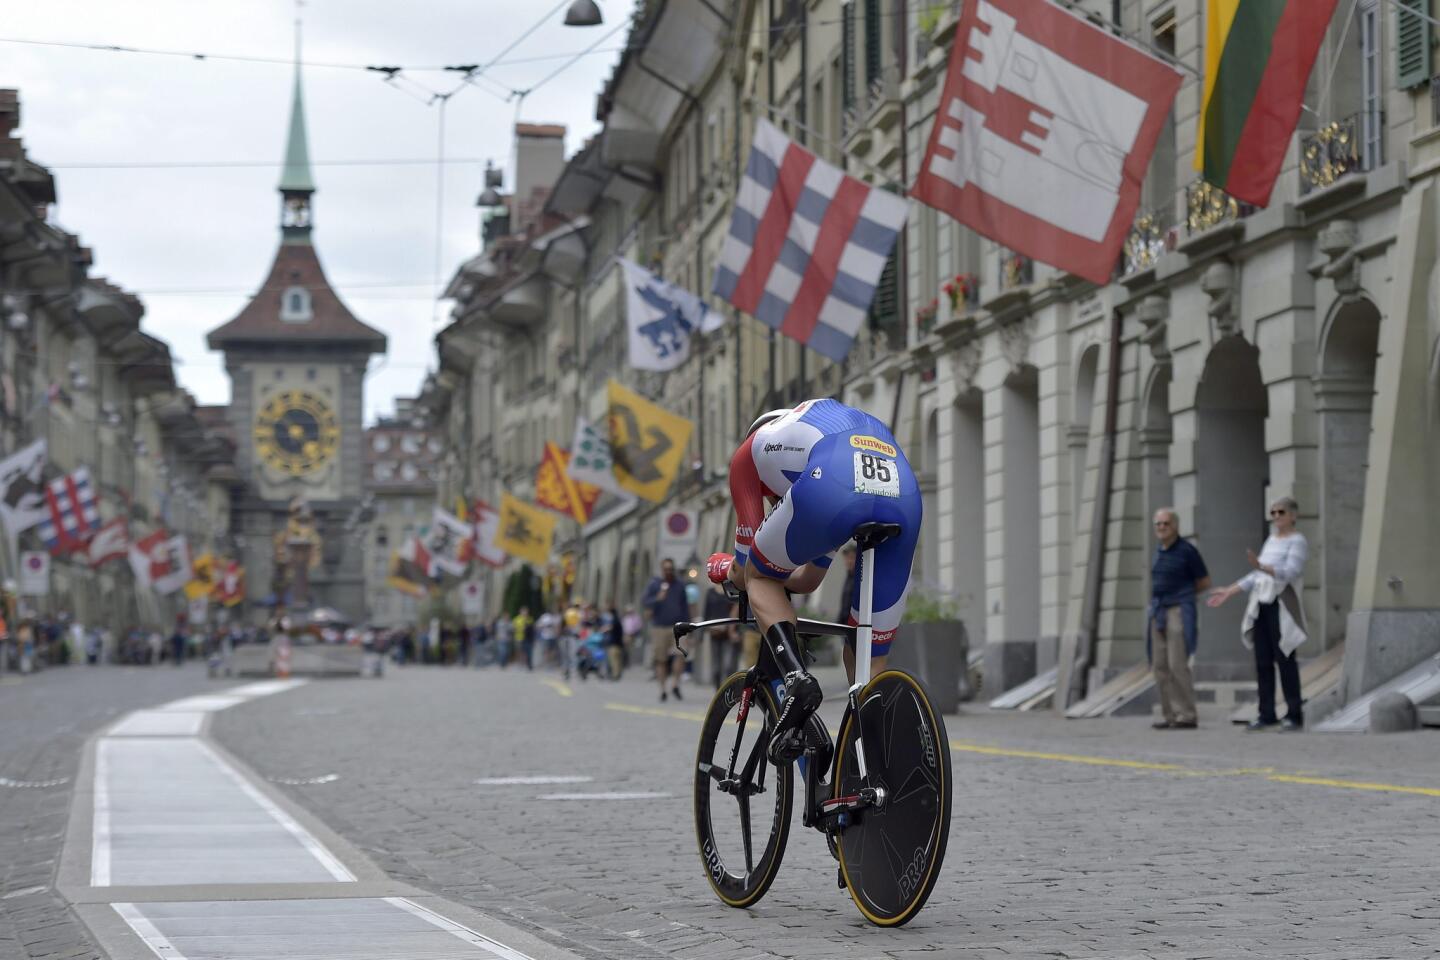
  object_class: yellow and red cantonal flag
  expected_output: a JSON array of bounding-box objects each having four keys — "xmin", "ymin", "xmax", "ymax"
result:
[
  {"xmin": 1195, "ymin": 0, "xmax": 1340, "ymax": 207},
  {"xmin": 534, "ymin": 443, "xmax": 602, "ymax": 525}
]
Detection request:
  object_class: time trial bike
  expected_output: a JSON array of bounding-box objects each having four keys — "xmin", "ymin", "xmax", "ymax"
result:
[{"xmin": 672, "ymin": 521, "xmax": 952, "ymax": 927}]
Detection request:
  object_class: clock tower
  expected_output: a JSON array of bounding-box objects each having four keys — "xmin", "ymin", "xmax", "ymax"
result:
[{"xmin": 207, "ymin": 44, "xmax": 386, "ymax": 623}]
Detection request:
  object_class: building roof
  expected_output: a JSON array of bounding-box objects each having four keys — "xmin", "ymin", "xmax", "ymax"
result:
[
  {"xmin": 515, "ymin": 122, "xmax": 566, "ymax": 139},
  {"xmin": 278, "ymin": 45, "xmax": 315, "ymax": 193},
  {"xmin": 206, "ymin": 242, "xmax": 387, "ymax": 351}
]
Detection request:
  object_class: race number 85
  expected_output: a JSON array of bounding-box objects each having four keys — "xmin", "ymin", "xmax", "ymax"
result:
[{"xmin": 859, "ymin": 454, "xmax": 891, "ymax": 483}]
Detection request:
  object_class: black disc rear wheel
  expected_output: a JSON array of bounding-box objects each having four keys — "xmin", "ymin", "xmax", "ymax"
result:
[
  {"xmin": 694, "ymin": 672, "xmax": 793, "ymax": 908},
  {"xmin": 833, "ymin": 669, "xmax": 951, "ymax": 926}
]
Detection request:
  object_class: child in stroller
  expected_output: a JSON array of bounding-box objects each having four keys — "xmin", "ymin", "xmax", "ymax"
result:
[{"xmin": 574, "ymin": 623, "xmax": 611, "ymax": 680}]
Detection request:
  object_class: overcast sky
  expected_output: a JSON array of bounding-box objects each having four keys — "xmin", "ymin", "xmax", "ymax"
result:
[{"xmin": 2, "ymin": 0, "xmax": 638, "ymax": 423}]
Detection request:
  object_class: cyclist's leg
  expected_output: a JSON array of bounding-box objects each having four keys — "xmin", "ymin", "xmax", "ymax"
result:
[{"xmin": 843, "ymin": 477, "xmax": 922, "ymax": 685}]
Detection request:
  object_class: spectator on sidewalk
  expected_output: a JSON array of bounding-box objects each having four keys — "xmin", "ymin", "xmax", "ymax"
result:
[
  {"xmin": 493, "ymin": 614, "xmax": 514, "ymax": 668},
  {"xmin": 643, "ymin": 558, "xmax": 691, "ymax": 702},
  {"xmin": 536, "ymin": 608, "xmax": 562, "ymax": 672},
  {"xmin": 621, "ymin": 606, "xmax": 642, "ymax": 667},
  {"xmin": 1208, "ymin": 496, "xmax": 1310, "ymax": 732},
  {"xmin": 1149, "ymin": 508, "xmax": 1210, "ymax": 730},
  {"xmin": 170, "ymin": 615, "xmax": 188, "ymax": 666},
  {"xmin": 513, "ymin": 606, "xmax": 534, "ymax": 671}
]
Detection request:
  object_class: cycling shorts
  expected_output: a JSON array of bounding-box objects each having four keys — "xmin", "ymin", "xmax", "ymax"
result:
[{"xmin": 748, "ymin": 428, "xmax": 921, "ymax": 654}]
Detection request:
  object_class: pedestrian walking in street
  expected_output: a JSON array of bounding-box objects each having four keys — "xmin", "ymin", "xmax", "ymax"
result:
[
  {"xmin": 536, "ymin": 608, "xmax": 562, "ymax": 673},
  {"xmin": 643, "ymin": 558, "xmax": 691, "ymax": 701},
  {"xmin": 470, "ymin": 620, "xmax": 489, "ymax": 667},
  {"xmin": 493, "ymin": 614, "xmax": 514, "ymax": 668},
  {"xmin": 621, "ymin": 606, "xmax": 642, "ymax": 668},
  {"xmin": 513, "ymin": 606, "xmax": 534, "ymax": 671},
  {"xmin": 703, "ymin": 583, "xmax": 739, "ymax": 688},
  {"xmin": 1207, "ymin": 496, "xmax": 1310, "ymax": 731},
  {"xmin": 170, "ymin": 615, "xmax": 187, "ymax": 666},
  {"xmin": 604, "ymin": 601, "xmax": 625, "ymax": 680},
  {"xmin": 1148, "ymin": 508, "xmax": 1211, "ymax": 729}
]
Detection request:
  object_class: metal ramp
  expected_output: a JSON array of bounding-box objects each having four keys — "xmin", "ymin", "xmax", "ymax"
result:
[
  {"xmin": 1314, "ymin": 652, "xmax": 1440, "ymax": 733},
  {"xmin": 988, "ymin": 665, "xmax": 1059, "ymax": 711},
  {"xmin": 1230, "ymin": 643, "xmax": 1346, "ymax": 725},
  {"xmin": 1064, "ymin": 662, "xmax": 1152, "ymax": 719}
]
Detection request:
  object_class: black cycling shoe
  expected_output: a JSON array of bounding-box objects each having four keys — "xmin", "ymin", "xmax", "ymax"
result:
[{"xmin": 768, "ymin": 670, "xmax": 822, "ymax": 765}]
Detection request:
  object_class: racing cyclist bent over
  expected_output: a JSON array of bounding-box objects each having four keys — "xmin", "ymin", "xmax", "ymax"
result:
[{"xmin": 707, "ymin": 399, "xmax": 921, "ymax": 765}]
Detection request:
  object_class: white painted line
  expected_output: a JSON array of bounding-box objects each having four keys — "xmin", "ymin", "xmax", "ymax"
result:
[
  {"xmin": 473, "ymin": 775, "xmax": 594, "ymax": 786},
  {"xmin": 153, "ymin": 694, "xmax": 247, "ymax": 713},
  {"xmin": 107, "ymin": 711, "xmax": 205, "ymax": 737},
  {"xmin": 538, "ymin": 791, "xmax": 673, "ymax": 801},
  {"xmin": 91, "ymin": 739, "xmax": 112, "ymax": 886},
  {"xmin": 387, "ymin": 897, "xmax": 538, "ymax": 960},
  {"xmin": 113, "ymin": 902, "xmax": 190, "ymax": 960},
  {"xmin": 226, "ymin": 678, "xmax": 308, "ymax": 698},
  {"xmin": 192, "ymin": 740, "xmax": 355, "ymax": 882}
]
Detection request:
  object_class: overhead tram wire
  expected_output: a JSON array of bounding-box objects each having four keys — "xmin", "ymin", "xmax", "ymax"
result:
[{"xmin": 48, "ymin": 157, "xmax": 489, "ymax": 170}]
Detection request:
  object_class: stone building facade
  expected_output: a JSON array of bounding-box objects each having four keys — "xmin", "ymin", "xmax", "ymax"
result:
[
  {"xmin": 426, "ymin": 0, "xmax": 1440, "ymax": 716},
  {"xmin": 360, "ymin": 398, "xmax": 440, "ymax": 630}
]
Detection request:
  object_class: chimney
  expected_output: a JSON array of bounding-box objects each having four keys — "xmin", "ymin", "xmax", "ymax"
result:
[{"xmin": 0, "ymin": 90, "xmax": 22, "ymax": 162}]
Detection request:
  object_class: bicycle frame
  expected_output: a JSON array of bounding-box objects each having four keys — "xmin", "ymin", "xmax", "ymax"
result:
[{"xmin": 674, "ymin": 541, "xmax": 887, "ymax": 834}]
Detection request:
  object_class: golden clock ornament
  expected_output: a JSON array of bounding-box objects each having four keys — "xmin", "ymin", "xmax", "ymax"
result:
[{"xmin": 254, "ymin": 390, "xmax": 340, "ymax": 477}]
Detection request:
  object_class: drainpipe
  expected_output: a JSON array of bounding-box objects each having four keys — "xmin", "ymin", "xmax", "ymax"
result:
[{"xmin": 1068, "ymin": 306, "xmax": 1123, "ymax": 706}]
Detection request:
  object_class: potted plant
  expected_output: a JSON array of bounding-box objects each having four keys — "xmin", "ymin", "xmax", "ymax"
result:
[
  {"xmin": 888, "ymin": 586, "xmax": 969, "ymax": 714},
  {"xmin": 914, "ymin": 298, "xmax": 939, "ymax": 337}
]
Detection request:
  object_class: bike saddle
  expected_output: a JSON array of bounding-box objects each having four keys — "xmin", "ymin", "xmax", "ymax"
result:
[{"xmin": 851, "ymin": 522, "xmax": 902, "ymax": 551}]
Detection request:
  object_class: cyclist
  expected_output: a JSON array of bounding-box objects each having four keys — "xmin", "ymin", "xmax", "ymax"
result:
[{"xmin": 707, "ymin": 399, "xmax": 921, "ymax": 764}]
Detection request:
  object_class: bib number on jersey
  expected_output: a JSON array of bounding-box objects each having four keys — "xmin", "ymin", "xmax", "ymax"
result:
[{"xmin": 853, "ymin": 452, "xmax": 900, "ymax": 497}]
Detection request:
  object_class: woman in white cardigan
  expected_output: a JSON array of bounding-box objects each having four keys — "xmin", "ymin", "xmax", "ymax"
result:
[{"xmin": 1207, "ymin": 496, "xmax": 1309, "ymax": 731}]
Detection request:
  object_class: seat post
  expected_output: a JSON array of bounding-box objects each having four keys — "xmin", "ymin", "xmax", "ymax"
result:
[{"xmin": 851, "ymin": 543, "xmax": 877, "ymax": 694}]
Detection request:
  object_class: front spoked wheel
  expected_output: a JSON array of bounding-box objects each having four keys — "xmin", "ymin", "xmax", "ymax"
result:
[
  {"xmin": 834, "ymin": 669, "xmax": 951, "ymax": 926},
  {"xmin": 694, "ymin": 671, "xmax": 793, "ymax": 908}
]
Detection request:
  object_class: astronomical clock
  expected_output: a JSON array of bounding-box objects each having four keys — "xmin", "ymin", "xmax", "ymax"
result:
[{"xmin": 253, "ymin": 390, "xmax": 341, "ymax": 477}]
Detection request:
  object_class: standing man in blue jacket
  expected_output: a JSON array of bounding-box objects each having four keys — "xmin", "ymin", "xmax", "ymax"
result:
[
  {"xmin": 643, "ymin": 558, "xmax": 691, "ymax": 702},
  {"xmin": 1149, "ymin": 508, "xmax": 1211, "ymax": 729}
]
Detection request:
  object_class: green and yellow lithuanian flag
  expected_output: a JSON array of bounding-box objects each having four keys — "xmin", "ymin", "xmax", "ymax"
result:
[{"xmin": 1195, "ymin": 0, "xmax": 1339, "ymax": 207}]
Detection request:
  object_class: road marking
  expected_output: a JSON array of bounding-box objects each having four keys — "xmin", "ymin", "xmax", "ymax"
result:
[
  {"xmin": 601, "ymin": 698, "xmax": 1440, "ymax": 799},
  {"xmin": 539, "ymin": 791, "xmax": 673, "ymax": 801},
  {"xmin": 1265, "ymin": 774, "xmax": 1440, "ymax": 798},
  {"xmin": 0, "ymin": 776, "xmax": 70, "ymax": 788},
  {"xmin": 1, "ymin": 885, "xmax": 47, "ymax": 900},
  {"xmin": 113, "ymin": 902, "xmax": 189, "ymax": 960},
  {"xmin": 539, "ymin": 677, "xmax": 573, "ymax": 697},
  {"xmin": 268, "ymin": 773, "xmax": 341, "ymax": 785},
  {"xmin": 388, "ymin": 896, "xmax": 538, "ymax": 960},
  {"xmin": 947, "ymin": 740, "xmax": 1186, "ymax": 771},
  {"xmin": 604, "ymin": 702, "xmax": 707, "ymax": 722},
  {"xmin": 193, "ymin": 740, "xmax": 356, "ymax": 882},
  {"xmin": 474, "ymin": 775, "xmax": 593, "ymax": 786},
  {"xmin": 91, "ymin": 741, "xmax": 112, "ymax": 886}
]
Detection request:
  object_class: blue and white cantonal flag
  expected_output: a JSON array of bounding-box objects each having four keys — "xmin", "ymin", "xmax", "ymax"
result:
[
  {"xmin": 620, "ymin": 258, "xmax": 725, "ymax": 372},
  {"xmin": 714, "ymin": 118, "xmax": 907, "ymax": 362}
]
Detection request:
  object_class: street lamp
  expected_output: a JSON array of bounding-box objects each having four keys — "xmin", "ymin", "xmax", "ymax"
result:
[{"xmin": 563, "ymin": 0, "xmax": 602, "ymax": 26}]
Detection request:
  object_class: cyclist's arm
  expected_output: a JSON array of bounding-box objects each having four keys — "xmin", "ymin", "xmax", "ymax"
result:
[{"xmin": 728, "ymin": 437, "xmax": 766, "ymax": 569}]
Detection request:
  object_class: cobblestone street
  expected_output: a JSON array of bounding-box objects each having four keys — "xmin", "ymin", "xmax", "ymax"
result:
[
  {"xmin": 186, "ymin": 665, "xmax": 1440, "ymax": 960},
  {"xmin": 0, "ymin": 666, "xmax": 214, "ymax": 960}
]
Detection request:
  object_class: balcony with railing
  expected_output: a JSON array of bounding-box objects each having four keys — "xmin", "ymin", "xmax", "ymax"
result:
[
  {"xmin": 1299, "ymin": 114, "xmax": 1364, "ymax": 195},
  {"xmin": 1184, "ymin": 179, "xmax": 1254, "ymax": 236},
  {"xmin": 770, "ymin": 0, "xmax": 803, "ymax": 50},
  {"xmin": 842, "ymin": 69, "xmax": 902, "ymax": 147}
]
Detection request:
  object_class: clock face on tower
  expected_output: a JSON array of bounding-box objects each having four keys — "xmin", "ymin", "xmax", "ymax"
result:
[{"xmin": 254, "ymin": 390, "xmax": 341, "ymax": 477}]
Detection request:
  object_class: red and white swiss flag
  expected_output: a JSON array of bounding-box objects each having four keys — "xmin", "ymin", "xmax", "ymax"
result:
[{"xmin": 912, "ymin": 0, "xmax": 1182, "ymax": 285}]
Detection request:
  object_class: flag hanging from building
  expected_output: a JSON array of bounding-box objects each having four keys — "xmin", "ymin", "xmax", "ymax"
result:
[
  {"xmin": 387, "ymin": 538, "xmax": 432, "ymax": 597},
  {"xmin": 535, "ymin": 442, "xmax": 602, "ymax": 524},
  {"xmin": 620, "ymin": 258, "xmax": 722, "ymax": 371},
  {"xmin": 87, "ymin": 518, "xmax": 130, "ymax": 568},
  {"xmin": 153, "ymin": 535, "xmax": 191, "ymax": 595},
  {"xmin": 1195, "ymin": 0, "xmax": 1340, "ymax": 206},
  {"xmin": 911, "ymin": 0, "xmax": 1182, "ymax": 285},
  {"xmin": 129, "ymin": 529, "xmax": 165, "ymax": 591},
  {"xmin": 0, "ymin": 439, "xmax": 49, "ymax": 539},
  {"xmin": 425, "ymin": 507, "xmax": 474, "ymax": 577},
  {"xmin": 715, "ymin": 119, "xmax": 907, "ymax": 361},
  {"xmin": 38, "ymin": 467, "xmax": 102, "ymax": 554},
  {"xmin": 470, "ymin": 499, "xmax": 507, "ymax": 568},
  {"xmin": 568, "ymin": 417, "xmax": 626, "ymax": 497},
  {"xmin": 605, "ymin": 380, "xmax": 693, "ymax": 503},
  {"xmin": 215, "ymin": 560, "xmax": 246, "ymax": 607},
  {"xmin": 494, "ymin": 493, "xmax": 556, "ymax": 567}
]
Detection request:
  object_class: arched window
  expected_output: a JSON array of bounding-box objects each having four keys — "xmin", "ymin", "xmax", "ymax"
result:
[{"xmin": 281, "ymin": 286, "xmax": 312, "ymax": 323}]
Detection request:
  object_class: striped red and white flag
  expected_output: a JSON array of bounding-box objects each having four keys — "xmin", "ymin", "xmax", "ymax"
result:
[{"xmin": 713, "ymin": 119, "xmax": 907, "ymax": 361}]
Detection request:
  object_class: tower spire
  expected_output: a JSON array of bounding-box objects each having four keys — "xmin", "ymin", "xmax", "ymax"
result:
[{"xmin": 279, "ymin": 13, "xmax": 315, "ymax": 240}]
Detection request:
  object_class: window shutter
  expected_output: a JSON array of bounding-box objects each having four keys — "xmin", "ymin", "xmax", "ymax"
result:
[
  {"xmin": 868, "ymin": 249, "xmax": 898, "ymax": 328},
  {"xmin": 1396, "ymin": 0, "xmax": 1432, "ymax": 89},
  {"xmin": 842, "ymin": 5, "xmax": 856, "ymax": 113},
  {"xmin": 864, "ymin": 0, "xmax": 883, "ymax": 87}
]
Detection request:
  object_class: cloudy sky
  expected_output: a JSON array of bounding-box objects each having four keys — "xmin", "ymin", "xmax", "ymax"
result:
[{"xmin": 3, "ymin": 0, "xmax": 638, "ymax": 423}]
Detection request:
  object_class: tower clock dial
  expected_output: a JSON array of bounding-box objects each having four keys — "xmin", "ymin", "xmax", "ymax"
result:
[{"xmin": 254, "ymin": 390, "xmax": 340, "ymax": 477}]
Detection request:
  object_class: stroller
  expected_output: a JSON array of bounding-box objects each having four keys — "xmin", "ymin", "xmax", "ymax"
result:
[{"xmin": 574, "ymin": 628, "xmax": 611, "ymax": 681}]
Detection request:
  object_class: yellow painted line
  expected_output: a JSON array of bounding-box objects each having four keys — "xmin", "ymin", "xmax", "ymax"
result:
[
  {"xmin": 948, "ymin": 740, "xmax": 1186, "ymax": 771},
  {"xmin": 1265, "ymin": 774, "xmax": 1440, "ymax": 798},
  {"xmin": 0, "ymin": 676, "xmax": 22, "ymax": 686},
  {"xmin": 539, "ymin": 678, "xmax": 573, "ymax": 698},
  {"xmin": 604, "ymin": 702, "xmax": 706, "ymax": 722},
  {"xmin": 609, "ymin": 697, "xmax": 1440, "ymax": 799}
]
